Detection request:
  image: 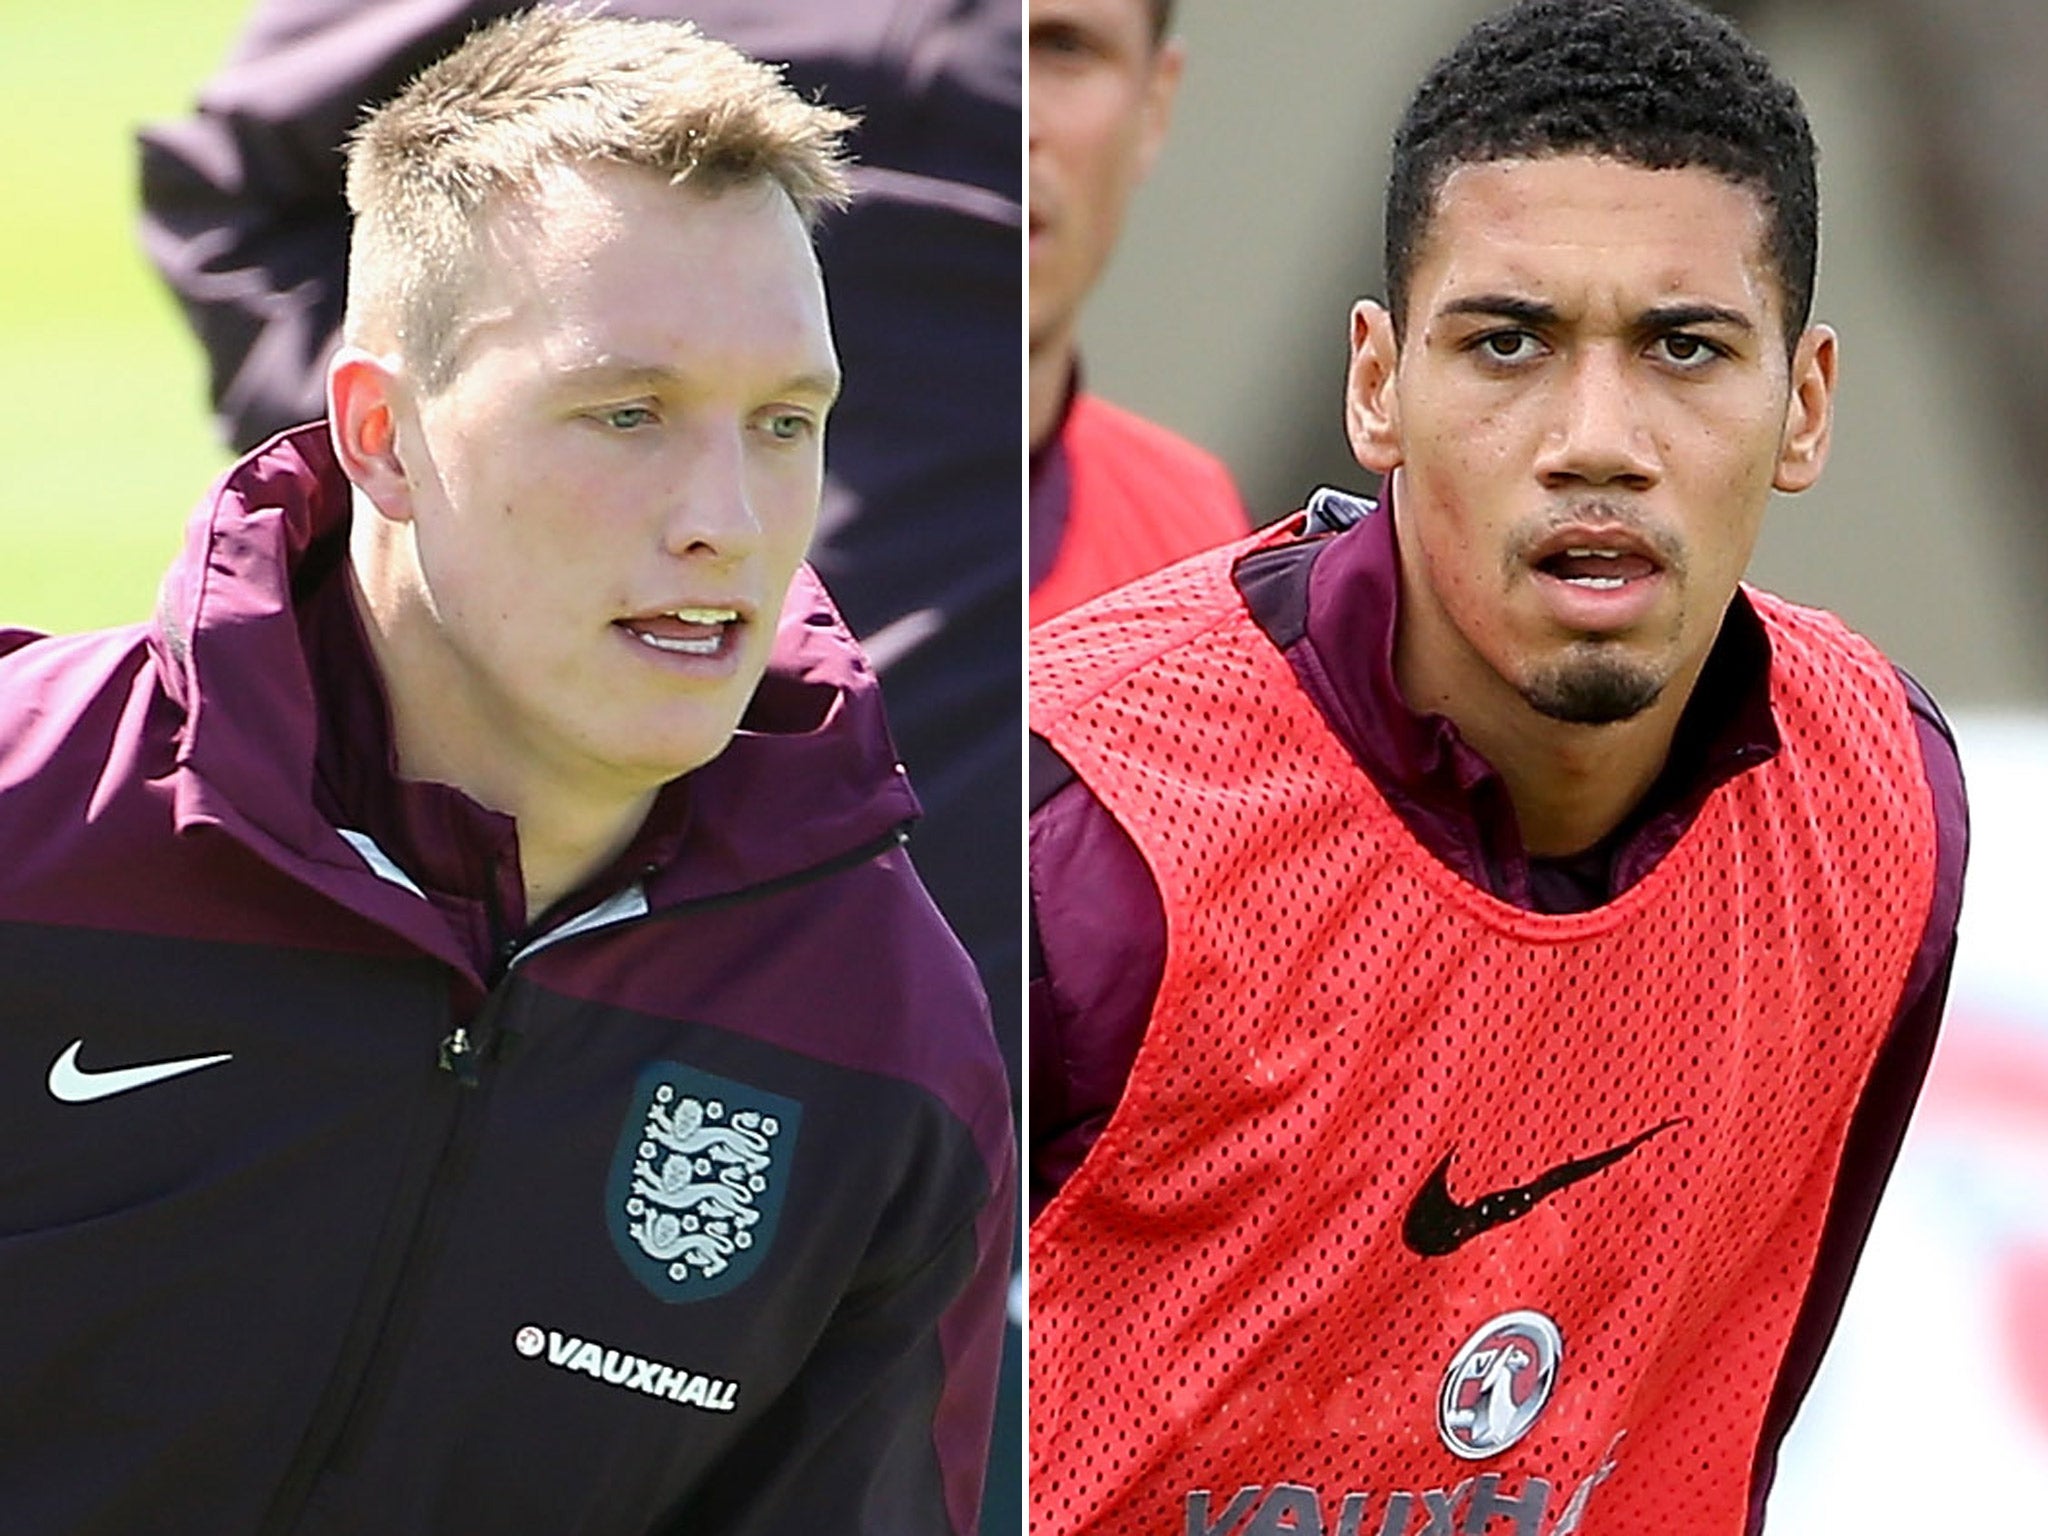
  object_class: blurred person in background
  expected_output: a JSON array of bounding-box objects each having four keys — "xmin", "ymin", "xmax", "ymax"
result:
[
  {"xmin": 1, "ymin": 14, "xmax": 1010, "ymax": 1533},
  {"xmin": 1028, "ymin": 1, "xmax": 1966, "ymax": 1530},
  {"xmin": 1028, "ymin": 0, "xmax": 1247, "ymax": 623},
  {"xmin": 138, "ymin": 7, "xmax": 1025, "ymax": 1525}
]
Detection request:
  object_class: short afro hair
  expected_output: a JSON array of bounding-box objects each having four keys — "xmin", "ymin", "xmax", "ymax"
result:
[{"xmin": 1385, "ymin": 0, "xmax": 1818, "ymax": 352}]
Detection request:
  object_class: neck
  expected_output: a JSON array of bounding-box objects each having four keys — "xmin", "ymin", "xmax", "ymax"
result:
[
  {"xmin": 1442, "ymin": 698, "xmax": 1678, "ymax": 857},
  {"xmin": 1381, "ymin": 475, "xmax": 1709, "ymax": 857},
  {"xmin": 1389, "ymin": 586, "xmax": 1699, "ymax": 862},
  {"xmin": 345, "ymin": 528, "xmax": 656, "ymax": 918},
  {"xmin": 502, "ymin": 797, "xmax": 653, "ymax": 919},
  {"xmin": 1030, "ymin": 329, "xmax": 1078, "ymax": 451}
]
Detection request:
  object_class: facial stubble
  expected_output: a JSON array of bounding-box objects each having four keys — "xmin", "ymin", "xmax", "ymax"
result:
[
  {"xmin": 1518, "ymin": 643, "xmax": 1669, "ymax": 725},
  {"xmin": 1505, "ymin": 500, "xmax": 1688, "ymax": 726}
]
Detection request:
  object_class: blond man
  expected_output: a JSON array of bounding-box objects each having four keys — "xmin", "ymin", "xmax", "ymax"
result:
[{"xmin": 0, "ymin": 13, "xmax": 1012, "ymax": 1533}]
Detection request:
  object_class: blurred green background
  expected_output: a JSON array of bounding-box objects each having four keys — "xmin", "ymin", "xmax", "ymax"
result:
[{"xmin": 0, "ymin": 2, "xmax": 250, "ymax": 633}]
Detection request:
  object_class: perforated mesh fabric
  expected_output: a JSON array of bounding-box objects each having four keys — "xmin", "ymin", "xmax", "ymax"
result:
[
  {"xmin": 1030, "ymin": 393, "xmax": 1250, "ymax": 626},
  {"xmin": 1028, "ymin": 539, "xmax": 1937, "ymax": 1535}
]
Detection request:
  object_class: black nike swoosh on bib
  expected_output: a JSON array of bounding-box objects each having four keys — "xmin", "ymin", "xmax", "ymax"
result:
[{"xmin": 1402, "ymin": 1116, "xmax": 1690, "ymax": 1257}]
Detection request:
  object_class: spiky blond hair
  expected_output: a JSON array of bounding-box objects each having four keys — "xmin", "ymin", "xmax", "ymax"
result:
[{"xmin": 343, "ymin": 8, "xmax": 853, "ymax": 388}]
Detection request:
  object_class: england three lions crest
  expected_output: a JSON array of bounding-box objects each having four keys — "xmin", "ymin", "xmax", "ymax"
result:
[{"xmin": 607, "ymin": 1063, "xmax": 802, "ymax": 1302}]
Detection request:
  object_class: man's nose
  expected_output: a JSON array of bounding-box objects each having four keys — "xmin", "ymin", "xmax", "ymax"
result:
[
  {"xmin": 661, "ymin": 425, "xmax": 761, "ymax": 561},
  {"xmin": 1533, "ymin": 348, "xmax": 1659, "ymax": 492}
]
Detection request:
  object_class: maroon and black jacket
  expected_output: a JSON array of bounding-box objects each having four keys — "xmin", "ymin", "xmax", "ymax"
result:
[
  {"xmin": 0, "ymin": 429, "xmax": 1013, "ymax": 1534},
  {"xmin": 136, "ymin": 0, "xmax": 1025, "ymax": 1082}
]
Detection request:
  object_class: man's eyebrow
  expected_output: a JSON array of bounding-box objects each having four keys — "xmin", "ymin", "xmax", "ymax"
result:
[
  {"xmin": 786, "ymin": 368, "xmax": 844, "ymax": 405},
  {"xmin": 558, "ymin": 359, "xmax": 843, "ymax": 401},
  {"xmin": 1435, "ymin": 296, "xmax": 1760, "ymax": 335},
  {"xmin": 1635, "ymin": 302, "xmax": 1756, "ymax": 334},
  {"xmin": 1029, "ymin": 13, "xmax": 1111, "ymax": 51},
  {"xmin": 1437, "ymin": 294, "xmax": 1559, "ymax": 327},
  {"xmin": 558, "ymin": 359, "xmax": 675, "ymax": 388}
]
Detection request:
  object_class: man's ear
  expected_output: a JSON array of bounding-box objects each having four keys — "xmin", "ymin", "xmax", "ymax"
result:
[
  {"xmin": 327, "ymin": 346, "xmax": 417, "ymax": 522},
  {"xmin": 1134, "ymin": 39, "xmax": 1186, "ymax": 183},
  {"xmin": 1773, "ymin": 323, "xmax": 1837, "ymax": 494},
  {"xmin": 1345, "ymin": 300, "xmax": 1403, "ymax": 475}
]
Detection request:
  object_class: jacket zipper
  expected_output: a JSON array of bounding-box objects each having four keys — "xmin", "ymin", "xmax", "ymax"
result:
[
  {"xmin": 255, "ymin": 824, "xmax": 909, "ymax": 1530},
  {"xmin": 437, "ymin": 1024, "xmax": 482, "ymax": 1087},
  {"xmin": 254, "ymin": 986, "xmax": 509, "ymax": 1535}
]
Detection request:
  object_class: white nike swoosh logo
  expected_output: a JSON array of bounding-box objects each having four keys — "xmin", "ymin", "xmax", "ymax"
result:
[{"xmin": 47, "ymin": 1039, "xmax": 234, "ymax": 1103}]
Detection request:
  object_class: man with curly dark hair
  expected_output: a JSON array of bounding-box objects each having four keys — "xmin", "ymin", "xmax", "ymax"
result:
[{"xmin": 1028, "ymin": 2, "xmax": 1966, "ymax": 1531}]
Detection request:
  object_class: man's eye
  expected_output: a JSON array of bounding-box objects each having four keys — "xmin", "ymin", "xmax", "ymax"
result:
[
  {"xmin": 1656, "ymin": 334, "xmax": 1722, "ymax": 366},
  {"xmin": 1474, "ymin": 330, "xmax": 1540, "ymax": 363},
  {"xmin": 597, "ymin": 405, "xmax": 659, "ymax": 431},
  {"xmin": 762, "ymin": 412, "xmax": 815, "ymax": 442},
  {"xmin": 1031, "ymin": 25, "xmax": 1095, "ymax": 60}
]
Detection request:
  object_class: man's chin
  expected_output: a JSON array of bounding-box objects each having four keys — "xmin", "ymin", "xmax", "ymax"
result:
[
  {"xmin": 611, "ymin": 694, "xmax": 761, "ymax": 787},
  {"xmin": 1519, "ymin": 650, "xmax": 1667, "ymax": 726}
]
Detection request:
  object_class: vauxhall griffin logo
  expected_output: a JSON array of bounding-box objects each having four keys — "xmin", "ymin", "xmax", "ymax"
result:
[
  {"xmin": 1438, "ymin": 1310, "xmax": 1563, "ymax": 1460},
  {"xmin": 607, "ymin": 1062, "xmax": 801, "ymax": 1302}
]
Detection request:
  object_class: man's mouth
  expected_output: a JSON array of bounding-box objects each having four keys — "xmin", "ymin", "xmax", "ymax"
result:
[
  {"xmin": 1521, "ymin": 522, "xmax": 1675, "ymax": 634},
  {"xmin": 1535, "ymin": 547, "xmax": 1661, "ymax": 590},
  {"xmin": 1027, "ymin": 186, "xmax": 1053, "ymax": 246},
  {"xmin": 616, "ymin": 607, "xmax": 742, "ymax": 657}
]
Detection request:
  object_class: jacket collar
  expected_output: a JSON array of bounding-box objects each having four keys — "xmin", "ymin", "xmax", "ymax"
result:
[{"xmin": 151, "ymin": 425, "xmax": 919, "ymax": 933}]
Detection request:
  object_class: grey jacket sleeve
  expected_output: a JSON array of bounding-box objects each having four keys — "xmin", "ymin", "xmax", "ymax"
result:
[{"xmin": 136, "ymin": 0, "xmax": 509, "ymax": 450}]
